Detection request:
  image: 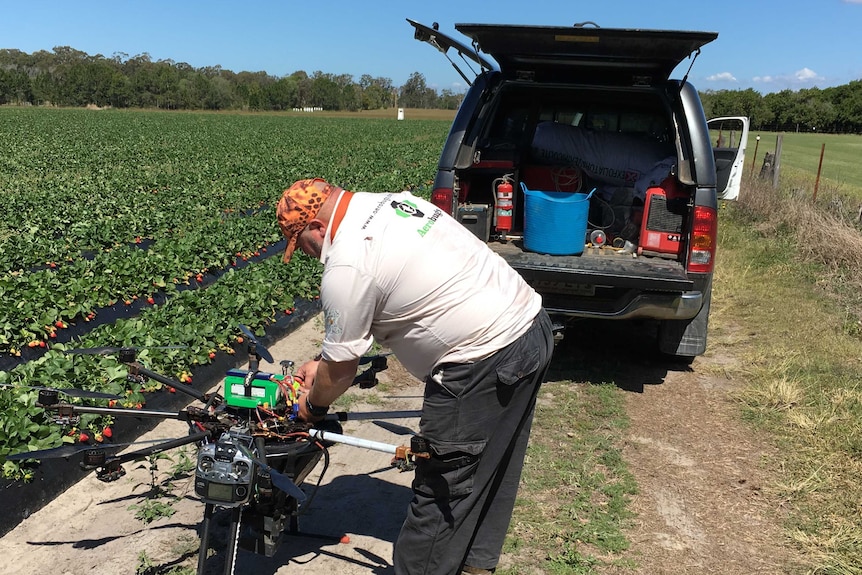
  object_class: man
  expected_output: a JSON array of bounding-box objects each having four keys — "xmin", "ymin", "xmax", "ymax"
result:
[{"xmin": 277, "ymin": 178, "xmax": 554, "ymax": 575}]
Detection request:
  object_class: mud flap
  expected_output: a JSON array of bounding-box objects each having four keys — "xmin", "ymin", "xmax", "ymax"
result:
[{"xmin": 658, "ymin": 283, "xmax": 711, "ymax": 360}]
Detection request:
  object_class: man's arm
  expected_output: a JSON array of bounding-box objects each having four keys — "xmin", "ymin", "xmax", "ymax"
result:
[{"xmin": 297, "ymin": 357, "xmax": 360, "ymax": 421}]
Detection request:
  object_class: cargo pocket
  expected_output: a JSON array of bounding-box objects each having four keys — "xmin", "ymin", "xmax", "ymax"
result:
[
  {"xmin": 413, "ymin": 439, "xmax": 486, "ymax": 500},
  {"xmin": 495, "ymin": 346, "xmax": 542, "ymax": 386}
]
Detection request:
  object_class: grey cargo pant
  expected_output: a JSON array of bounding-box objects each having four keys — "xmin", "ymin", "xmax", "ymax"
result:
[{"xmin": 393, "ymin": 309, "xmax": 554, "ymax": 574}]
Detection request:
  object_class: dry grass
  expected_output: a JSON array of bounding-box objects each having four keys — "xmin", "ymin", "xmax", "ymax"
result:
[
  {"xmin": 738, "ymin": 177, "xmax": 862, "ymax": 273},
  {"xmin": 716, "ymin": 174, "xmax": 862, "ymax": 574}
]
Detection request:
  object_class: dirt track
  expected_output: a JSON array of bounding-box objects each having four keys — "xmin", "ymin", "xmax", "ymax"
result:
[{"xmin": 0, "ymin": 316, "xmax": 801, "ymax": 574}]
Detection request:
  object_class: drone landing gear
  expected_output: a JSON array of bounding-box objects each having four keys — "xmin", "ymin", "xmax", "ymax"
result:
[{"xmin": 197, "ymin": 503, "xmax": 243, "ymax": 575}]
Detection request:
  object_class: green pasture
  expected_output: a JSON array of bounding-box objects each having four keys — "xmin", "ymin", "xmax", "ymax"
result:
[{"xmin": 745, "ymin": 130, "xmax": 862, "ymax": 199}]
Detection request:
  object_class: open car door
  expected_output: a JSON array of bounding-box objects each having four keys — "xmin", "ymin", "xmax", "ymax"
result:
[{"xmin": 708, "ymin": 116, "xmax": 750, "ymax": 201}]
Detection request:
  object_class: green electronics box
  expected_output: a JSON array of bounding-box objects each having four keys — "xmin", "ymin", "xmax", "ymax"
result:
[{"xmin": 223, "ymin": 369, "xmax": 286, "ymax": 409}]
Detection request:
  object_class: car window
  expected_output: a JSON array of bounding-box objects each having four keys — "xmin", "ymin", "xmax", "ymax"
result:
[{"xmin": 479, "ymin": 85, "xmax": 674, "ymax": 159}]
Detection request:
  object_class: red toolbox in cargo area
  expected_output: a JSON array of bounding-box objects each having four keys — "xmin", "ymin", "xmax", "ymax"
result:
[{"xmin": 639, "ymin": 177, "xmax": 688, "ymax": 257}]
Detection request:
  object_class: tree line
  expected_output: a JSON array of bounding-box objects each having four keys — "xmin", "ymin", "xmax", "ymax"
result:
[
  {"xmin": 0, "ymin": 47, "xmax": 462, "ymax": 111},
  {"xmin": 1, "ymin": 46, "xmax": 860, "ymax": 132},
  {"xmin": 698, "ymin": 84, "xmax": 862, "ymax": 134}
]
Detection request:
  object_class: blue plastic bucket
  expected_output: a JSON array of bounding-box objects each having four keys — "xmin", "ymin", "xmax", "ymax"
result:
[{"xmin": 521, "ymin": 182, "xmax": 595, "ymax": 255}]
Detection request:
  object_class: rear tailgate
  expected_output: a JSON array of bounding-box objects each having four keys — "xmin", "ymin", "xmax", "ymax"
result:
[
  {"xmin": 491, "ymin": 243, "xmax": 691, "ymax": 290},
  {"xmin": 490, "ymin": 242, "xmax": 695, "ymax": 318}
]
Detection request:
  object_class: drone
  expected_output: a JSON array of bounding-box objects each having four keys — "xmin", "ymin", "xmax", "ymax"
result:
[{"xmin": 5, "ymin": 326, "xmax": 426, "ymax": 575}]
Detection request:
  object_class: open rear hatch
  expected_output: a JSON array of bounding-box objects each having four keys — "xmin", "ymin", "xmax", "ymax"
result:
[
  {"xmin": 409, "ymin": 19, "xmax": 717, "ymax": 86},
  {"xmin": 458, "ymin": 23, "xmax": 717, "ymax": 84}
]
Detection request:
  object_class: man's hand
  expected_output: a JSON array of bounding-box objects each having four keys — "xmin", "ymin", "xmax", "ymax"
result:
[
  {"xmin": 296, "ymin": 392, "xmax": 326, "ymax": 423},
  {"xmin": 295, "ymin": 356, "xmax": 361, "ymax": 423},
  {"xmin": 295, "ymin": 357, "xmax": 322, "ymax": 392}
]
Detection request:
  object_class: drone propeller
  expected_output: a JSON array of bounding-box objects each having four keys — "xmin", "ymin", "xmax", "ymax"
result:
[
  {"xmin": 358, "ymin": 352, "xmax": 391, "ymax": 365},
  {"xmin": 238, "ymin": 325, "xmax": 274, "ymax": 364},
  {"xmin": 372, "ymin": 420, "xmax": 417, "ymax": 436},
  {"xmin": 235, "ymin": 444, "xmax": 307, "ymax": 502},
  {"xmin": 65, "ymin": 345, "xmax": 186, "ymax": 356},
  {"xmin": 5, "ymin": 438, "xmax": 168, "ymax": 461},
  {"xmin": 0, "ymin": 382, "xmax": 121, "ymax": 401}
]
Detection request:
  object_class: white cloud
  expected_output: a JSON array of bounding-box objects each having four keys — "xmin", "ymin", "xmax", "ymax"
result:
[
  {"xmin": 706, "ymin": 72, "xmax": 737, "ymax": 82},
  {"xmin": 794, "ymin": 67, "xmax": 822, "ymax": 81},
  {"xmin": 752, "ymin": 68, "xmax": 825, "ymax": 90}
]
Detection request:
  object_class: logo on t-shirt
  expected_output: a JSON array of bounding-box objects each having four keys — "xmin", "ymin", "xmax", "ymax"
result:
[{"xmin": 390, "ymin": 199, "xmax": 425, "ymax": 219}]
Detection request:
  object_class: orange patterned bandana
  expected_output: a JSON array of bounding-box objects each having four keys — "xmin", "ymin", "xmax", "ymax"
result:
[{"xmin": 276, "ymin": 178, "xmax": 336, "ymax": 263}]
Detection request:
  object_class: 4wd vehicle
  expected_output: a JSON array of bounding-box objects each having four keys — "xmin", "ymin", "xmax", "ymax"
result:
[{"xmin": 408, "ymin": 20, "xmax": 749, "ymax": 360}]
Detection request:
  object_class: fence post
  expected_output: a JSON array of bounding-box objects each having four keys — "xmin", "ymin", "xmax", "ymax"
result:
[
  {"xmin": 772, "ymin": 134, "xmax": 783, "ymax": 189},
  {"xmin": 749, "ymin": 135, "xmax": 761, "ymax": 179},
  {"xmin": 813, "ymin": 143, "xmax": 826, "ymax": 201}
]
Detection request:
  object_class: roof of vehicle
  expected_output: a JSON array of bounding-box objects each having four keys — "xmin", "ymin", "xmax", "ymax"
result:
[{"xmin": 455, "ymin": 23, "xmax": 718, "ymax": 84}]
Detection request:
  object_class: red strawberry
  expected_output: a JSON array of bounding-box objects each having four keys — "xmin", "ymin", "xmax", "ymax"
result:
[
  {"xmin": 102, "ymin": 426, "xmax": 113, "ymax": 438},
  {"xmin": 147, "ymin": 296, "xmax": 155, "ymax": 305},
  {"xmin": 79, "ymin": 432, "xmax": 90, "ymax": 443}
]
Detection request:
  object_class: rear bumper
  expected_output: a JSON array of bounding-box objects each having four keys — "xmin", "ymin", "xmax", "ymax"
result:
[{"xmin": 542, "ymin": 290, "xmax": 704, "ymax": 321}]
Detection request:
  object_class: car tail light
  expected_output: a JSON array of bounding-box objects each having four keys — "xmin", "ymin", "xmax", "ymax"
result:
[
  {"xmin": 431, "ymin": 187, "xmax": 455, "ymax": 216},
  {"xmin": 687, "ymin": 205, "xmax": 717, "ymax": 273}
]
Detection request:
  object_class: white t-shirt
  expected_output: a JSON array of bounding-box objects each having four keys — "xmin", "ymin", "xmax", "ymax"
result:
[{"xmin": 317, "ymin": 190, "xmax": 542, "ymax": 380}]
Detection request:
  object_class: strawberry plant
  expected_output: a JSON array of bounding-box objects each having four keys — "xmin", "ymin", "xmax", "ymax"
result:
[{"xmin": 0, "ymin": 107, "xmax": 448, "ymax": 479}]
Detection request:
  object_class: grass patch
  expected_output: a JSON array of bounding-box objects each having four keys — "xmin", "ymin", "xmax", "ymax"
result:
[
  {"xmin": 746, "ymin": 131, "xmax": 862, "ymax": 201},
  {"xmin": 710, "ymin": 175, "xmax": 862, "ymax": 574},
  {"xmin": 499, "ymin": 382, "xmax": 637, "ymax": 574}
]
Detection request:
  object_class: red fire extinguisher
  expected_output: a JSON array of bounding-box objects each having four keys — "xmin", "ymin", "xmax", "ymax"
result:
[{"xmin": 494, "ymin": 175, "xmax": 514, "ymax": 234}]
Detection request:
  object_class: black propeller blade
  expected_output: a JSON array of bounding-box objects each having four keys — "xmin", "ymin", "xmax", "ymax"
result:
[
  {"xmin": 55, "ymin": 388, "xmax": 123, "ymax": 400},
  {"xmin": 235, "ymin": 444, "xmax": 306, "ymax": 501},
  {"xmin": 358, "ymin": 352, "xmax": 391, "ymax": 366},
  {"xmin": 372, "ymin": 420, "xmax": 417, "ymax": 436},
  {"xmin": 0, "ymin": 383, "xmax": 121, "ymax": 401},
  {"xmin": 373, "ymin": 420, "xmax": 416, "ymax": 435},
  {"xmin": 5, "ymin": 438, "xmax": 168, "ymax": 461},
  {"xmin": 65, "ymin": 345, "xmax": 186, "ymax": 356},
  {"xmin": 238, "ymin": 325, "xmax": 274, "ymax": 364}
]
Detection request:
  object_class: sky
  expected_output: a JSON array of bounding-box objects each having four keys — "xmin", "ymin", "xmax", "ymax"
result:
[{"xmin": 1, "ymin": 0, "xmax": 861, "ymax": 95}]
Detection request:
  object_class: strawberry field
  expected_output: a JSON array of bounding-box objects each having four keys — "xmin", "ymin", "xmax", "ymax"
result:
[{"xmin": 0, "ymin": 107, "xmax": 449, "ymax": 479}]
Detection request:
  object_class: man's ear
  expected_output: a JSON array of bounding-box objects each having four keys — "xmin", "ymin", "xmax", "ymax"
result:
[{"xmin": 307, "ymin": 218, "xmax": 327, "ymax": 236}]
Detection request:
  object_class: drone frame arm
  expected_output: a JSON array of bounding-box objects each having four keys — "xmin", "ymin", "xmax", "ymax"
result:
[
  {"xmin": 50, "ymin": 403, "xmax": 194, "ymax": 422},
  {"xmin": 100, "ymin": 429, "xmax": 212, "ymax": 467},
  {"xmin": 127, "ymin": 361, "xmax": 217, "ymax": 404}
]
